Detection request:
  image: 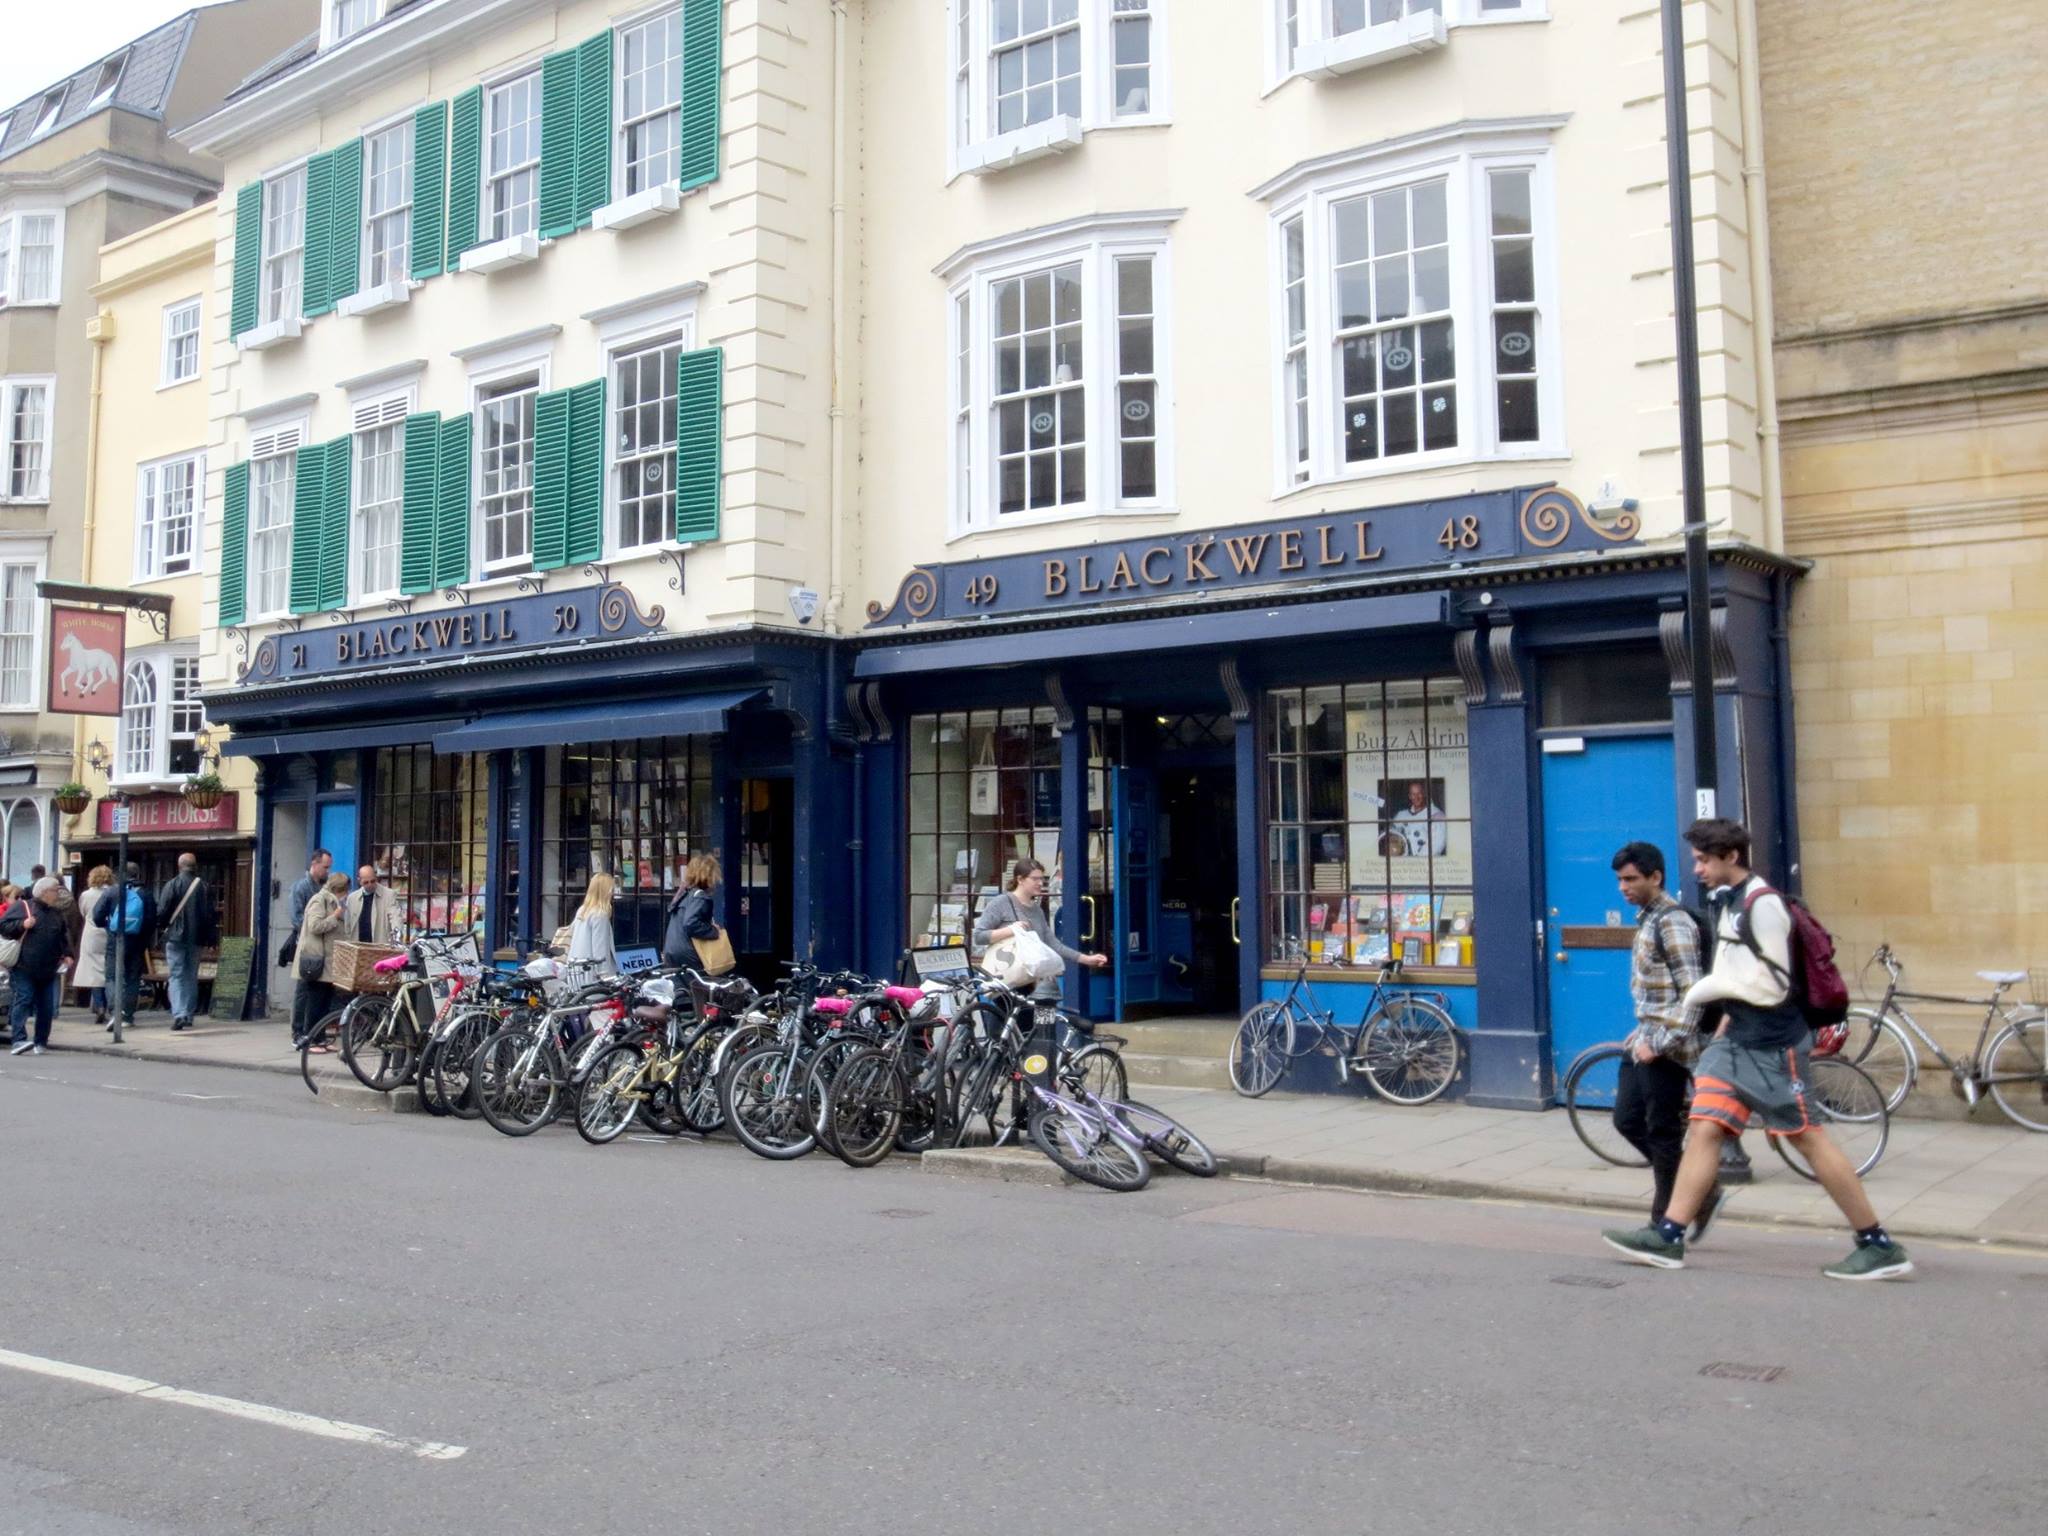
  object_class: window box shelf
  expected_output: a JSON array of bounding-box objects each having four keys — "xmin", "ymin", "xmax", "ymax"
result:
[
  {"xmin": 1299, "ymin": 12, "xmax": 1448, "ymax": 78},
  {"xmin": 337, "ymin": 278, "xmax": 413, "ymax": 318},
  {"xmin": 459, "ymin": 233, "xmax": 541, "ymax": 275},
  {"xmin": 592, "ymin": 183, "xmax": 682, "ymax": 232},
  {"xmin": 960, "ymin": 114, "xmax": 1084, "ymax": 177},
  {"xmin": 236, "ymin": 316, "xmax": 303, "ymax": 352}
]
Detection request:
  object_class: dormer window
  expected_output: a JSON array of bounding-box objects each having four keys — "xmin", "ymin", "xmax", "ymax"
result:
[
  {"xmin": 88, "ymin": 53, "xmax": 126, "ymax": 109},
  {"xmin": 328, "ymin": 0, "xmax": 378, "ymax": 47},
  {"xmin": 28, "ymin": 87, "xmax": 66, "ymax": 140}
]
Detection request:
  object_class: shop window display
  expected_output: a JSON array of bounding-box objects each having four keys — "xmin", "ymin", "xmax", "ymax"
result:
[
  {"xmin": 537, "ymin": 737, "xmax": 712, "ymax": 952},
  {"xmin": 367, "ymin": 747, "xmax": 490, "ymax": 940},
  {"xmin": 1265, "ymin": 679, "xmax": 1472, "ymax": 969}
]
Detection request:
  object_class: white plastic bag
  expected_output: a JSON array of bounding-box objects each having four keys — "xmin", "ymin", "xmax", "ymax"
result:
[{"xmin": 1010, "ymin": 927, "xmax": 1065, "ymax": 983}]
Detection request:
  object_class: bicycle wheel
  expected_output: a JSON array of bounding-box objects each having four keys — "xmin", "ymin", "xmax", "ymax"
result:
[
  {"xmin": 475, "ymin": 1029, "xmax": 560, "ymax": 1138},
  {"xmin": 950, "ymin": 1045, "xmax": 1018, "ymax": 1148},
  {"xmin": 1065, "ymin": 1042, "xmax": 1127, "ymax": 1105},
  {"xmin": 1985, "ymin": 1015, "xmax": 2048, "ymax": 1133},
  {"xmin": 1029, "ymin": 1097, "xmax": 1151, "ymax": 1192},
  {"xmin": 1561, "ymin": 1045, "xmax": 1651, "ymax": 1169},
  {"xmin": 297, "ymin": 1008, "xmax": 348, "ymax": 1096},
  {"xmin": 826, "ymin": 1049, "xmax": 905, "ymax": 1168},
  {"xmin": 576, "ymin": 1043, "xmax": 646, "ymax": 1146},
  {"xmin": 1115, "ymin": 1099, "xmax": 1219, "ymax": 1177},
  {"xmin": 1774, "ymin": 1057, "xmax": 1888, "ymax": 1180},
  {"xmin": 414, "ymin": 1039, "xmax": 450, "ymax": 1116},
  {"xmin": 1843, "ymin": 1008, "xmax": 1915, "ymax": 1113},
  {"xmin": 340, "ymin": 994, "xmax": 412, "ymax": 1092},
  {"xmin": 721, "ymin": 1044, "xmax": 818, "ymax": 1160},
  {"xmin": 1356, "ymin": 995, "xmax": 1460, "ymax": 1105},
  {"xmin": 673, "ymin": 1027, "xmax": 726, "ymax": 1134},
  {"xmin": 1228, "ymin": 1002, "xmax": 1293, "ymax": 1098},
  {"xmin": 432, "ymin": 1012, "xmax": 495, "ymax": 1121},
  {"xmin": 804, "ymin": 1035, "xmax": 867, "ymax": 1159}
]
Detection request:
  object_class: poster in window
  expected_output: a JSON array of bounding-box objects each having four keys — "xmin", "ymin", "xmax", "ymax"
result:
[{"xmin": 1347, "ymin": 690, "xmax": 1470, "ymax": 886}]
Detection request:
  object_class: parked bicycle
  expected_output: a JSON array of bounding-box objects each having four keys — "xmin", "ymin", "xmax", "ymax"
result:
[
  {"xmin": 1228, "ymin": 949, "xmax": 1460, "ymax": 1103},
  {"xmin": 1842, "ymin": 945, "xmax": 2047, "ymax": 1128}
]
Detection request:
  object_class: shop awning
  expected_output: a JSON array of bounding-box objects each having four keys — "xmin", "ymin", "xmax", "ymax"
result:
[
  {"xmin": 222, "ymin": 719, "xmax": 463, "ymax": 757},
  {"xmin": 429, "ymin": 690, "xmax": 766, "ymax": 754}
]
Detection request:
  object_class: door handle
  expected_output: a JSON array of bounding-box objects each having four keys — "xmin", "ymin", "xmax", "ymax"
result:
[
  {"xmin": 1081, "ymin": 894, "xmax": 1097, "ymax": 943},
  {"xmin": 1554, "ymin": 952, "xmax": 1567, "ymax": 964},
  {"xmin": 1229, "ymin": 896, "xmax": 1241, "ymax": 945}
]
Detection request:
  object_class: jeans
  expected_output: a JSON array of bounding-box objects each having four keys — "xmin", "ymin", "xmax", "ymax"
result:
[
  {"xmin": 90, "ymin": 986, "xmax": 107, "ymax": 1015},
  {"xmin": 1613, "ymin": 1051, "xmax": 1693, "ymax": 1224},
  {"xmin": 166, "ymin": 939, "xmax": 200, "ymax": 1021},
  {"xmin": 107, "ymin": 944, "xmax": 144, "ymax": 1024},
  {"xmin": 292, "ymin": 977, "xmax": 335, "ymax": 1045},
  {"xmin": 9, "ymin": 972, "xmax": 60, "ymax": 1048}
]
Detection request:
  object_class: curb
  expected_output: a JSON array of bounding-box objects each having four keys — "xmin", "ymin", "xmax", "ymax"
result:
[{"xmin": 49, "ymin": 1040, "xmax": 304, "ymax": 1080}]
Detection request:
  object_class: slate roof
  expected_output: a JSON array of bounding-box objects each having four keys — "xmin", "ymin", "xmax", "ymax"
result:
[{"xmin": 0, "ymin": 11, "xmax": 196, "ymax": 165}]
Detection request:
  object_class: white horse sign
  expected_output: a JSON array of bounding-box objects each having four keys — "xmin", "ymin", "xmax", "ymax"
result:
[{"xmin": 46, "ymin": 605, "xmax": 125, "ymax": 717}]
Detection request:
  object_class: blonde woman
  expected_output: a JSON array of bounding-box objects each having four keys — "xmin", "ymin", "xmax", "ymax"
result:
[
  {"xmin": 565, "ymin": 872, "xmax": 619, "ymax": 985},
  {"xmin": 74, "ymin": 865, "xmax": 114, "ymax": 1025}
]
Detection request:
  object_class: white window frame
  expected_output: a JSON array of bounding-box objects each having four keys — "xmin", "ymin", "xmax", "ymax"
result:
[
  {"xmin": 483, "ymin": 68, "xmax": 544, "ymax": 244},
  {"xmin": 260, "ymin": 162, "xmax": 307, "ymax": 326},
  {"xmin": 0, "ymin": 376, "xmax": 55, "ymax": 503},
  {"xmin": 468, "ymin": 346, "xmax": 551, "ymax": 578},
  {"xmin": 113, "ymin": 646, "xmax": 204, "ymax": 788},
  {"xmin": 1268, "ymin": 0, "xmax": 1546, "ymax": 91},
  {"xmin": 0, "ymin": 546, "xmax": 46, "ymax": 714},
  {"xmin": 949, "ymin": 0, "xmax": 1173, "ymax": 180},
  {"xmin": 324, "ymin": 0, "xmax": 382, "ymax": 50},
  {"xmin": 615, "ymin": 3, "xmax": 685, "ymax": 198},
  {"xmin": 244, "ymin": 417, "xmax": 306, "ymax": 623},
  {"xmin": 604, "ymin": 325, "xmax": 691, "ymax": 558},
  {"xmin": 0, "ymin": 210, "xmax": 64, "ymax": 308},
  {"xmin": 160, "ymin": 296, "xmax": 202, "ymax": 388},
  {"xmin": 87, "ymin": 53, "xmax": 127, "ymax": 109},
  {"xmin": 943, "ymin": 216, "xmax": 1177, "ymax": 538},
  {"xmin": 1262, "ymin": 128, "xmax": 1563, "ymax": 497},
  {"xmin": 28, "ymin": 87, "xmax": 65, "ymax": 141},
  {"xmin": 348, "ymin": 387, "xmax": 415, "ymax": 604},
  {"xmin": 135, "ymin": 450, "xmax": 204, "ymax": 582},
  {"xmin": 360, "ymin": 116, "xmax": 414, "ymax": 292}
]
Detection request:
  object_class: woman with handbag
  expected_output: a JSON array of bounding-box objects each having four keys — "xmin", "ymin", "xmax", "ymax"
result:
[
  {"xmin": 664, "ymin": 854, "xmax": 736, "ymax": 976},
  {"xmin": 565, "ymin": 872, "xmax": 619, "ymax": 987},
  {"xmin": 291, "ymin": 872, "xmax": 350, "ymax": 1051},
  {"xmin": 973, "ymin": 858, "xmax": 1109, "ymax": 1007},
  {"xmin": 74, "ymin": 866, "xmax": 113, "ymax": 1025}
]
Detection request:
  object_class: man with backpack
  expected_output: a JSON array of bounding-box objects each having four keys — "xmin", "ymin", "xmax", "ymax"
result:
[
  {"xmin": 1603, "ymin": 818, "xmax": 1910, "ymax": 1280},
  {"xmin": 1608, "ymin": 841, "xmax": 1722, "ymax": 1240},
  {"xmin": 92, "ymin": 862, "xmax": 158, "ymax": 1032}
]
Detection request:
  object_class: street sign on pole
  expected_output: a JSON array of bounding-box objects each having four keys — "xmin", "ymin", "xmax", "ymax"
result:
[{"xmin": 112, "ymin": 803, "xmax": 131, "ymax": 835}]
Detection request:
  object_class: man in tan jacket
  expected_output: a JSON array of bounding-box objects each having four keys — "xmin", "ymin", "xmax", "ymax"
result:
[{"xmin": 343, "ymin": 865, "xmax": 400, "ymax": 946}]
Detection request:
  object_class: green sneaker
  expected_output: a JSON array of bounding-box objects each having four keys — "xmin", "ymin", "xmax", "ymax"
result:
[
  {"xmin": 1602, "ymin": 1225, "xmax": 1686, "ymax": 1269},
  {"xmin": 1822, "ymin": 1240, "xmax": 1912, "ymax": 1282}
]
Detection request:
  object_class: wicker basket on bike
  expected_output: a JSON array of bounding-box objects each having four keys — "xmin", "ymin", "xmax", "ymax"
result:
[{"xmin": 327, "ymin": 940, "xmax": 405, "ymax": 994}]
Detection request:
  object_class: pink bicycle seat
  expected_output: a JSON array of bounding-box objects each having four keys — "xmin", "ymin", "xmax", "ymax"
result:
[
  {"xmin": 813, "ymin": 996, "xmax": 852, "ymax": 1016},
  {"xmin": 884, "ymin": 986, "xmax": 924, "ymax": 1007},
  {"xmin": 372, "ymin": 954, "xmax": 409, "ymax": 974}
]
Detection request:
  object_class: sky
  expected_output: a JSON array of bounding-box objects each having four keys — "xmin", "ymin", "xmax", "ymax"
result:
[{"xmin": 0, "ymin": 0, "xmax": 228, "ymax": 111}]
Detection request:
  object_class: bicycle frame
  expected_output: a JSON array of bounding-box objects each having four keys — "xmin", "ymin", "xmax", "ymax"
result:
[{"xmin": 1865, "ymin": 948, "xmax": 2037, "ymax": 1086}]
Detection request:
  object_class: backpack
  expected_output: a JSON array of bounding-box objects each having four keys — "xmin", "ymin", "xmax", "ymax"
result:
[
  {"xmin": 1736, "ymin": 885, "xmax": 1850, "ymax": 1030},
  {"xmin": 1648, "ymin": 902, "xmax": 1712, "ymax": 977},
  {"xmin": 108, "ymin": 886, "xmax": 147, "ymax": 938}
]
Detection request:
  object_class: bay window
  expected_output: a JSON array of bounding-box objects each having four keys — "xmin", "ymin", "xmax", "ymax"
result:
[
  {"xmin": 952, "ymin": 0, "xmax": 1171, "ymax": 175},
  {"xmin": 1, "ymin": 379, "xmax": 53, "ymax": 501},
  {"xmin": 0, "ymin": 559, "xmax": 40, "ymax": 709},
  {"xmin": 116, "ymin": 651, "xmax": 206, "ymax": 785},
  {"xmin": 0, "ymin": 213, "xmax": 60, "ymax": 307},
  {"xmin": 1275, "ymin": 1, "xmax": 1544, "ymax": 85}
]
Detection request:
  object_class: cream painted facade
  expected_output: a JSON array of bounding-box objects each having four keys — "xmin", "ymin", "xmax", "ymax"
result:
[
  {"xmin": 1760, "ymin": 0, "xmax": 2048, "ymax": 1080},
  {"xmin": 848, "ymin": 0, "xmax": 1777, "ymax": 616}
]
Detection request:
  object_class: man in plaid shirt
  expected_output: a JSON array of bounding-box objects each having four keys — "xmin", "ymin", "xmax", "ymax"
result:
[{"xmin": 1609, "ymin": 841, "xmax": 1721, "ymax": 1239}]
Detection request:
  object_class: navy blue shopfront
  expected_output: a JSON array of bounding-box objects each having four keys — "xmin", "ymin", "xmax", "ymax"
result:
[{"xmin": 848, "ymin": 486, "xmax": 1805, "ymax": 1110}]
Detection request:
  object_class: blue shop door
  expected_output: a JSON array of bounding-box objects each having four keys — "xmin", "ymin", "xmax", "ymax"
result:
[
  {"xmin": 316, "ymin": 802, "xmax": 358, "ymax": 886},
  {"xmin": 1112, "ymin": 766, "xmax": 1159, "ymax": 1019},
  {"xmin": 1539, "ymin": 734, "xmax": 1676, "ymax": 1097}
]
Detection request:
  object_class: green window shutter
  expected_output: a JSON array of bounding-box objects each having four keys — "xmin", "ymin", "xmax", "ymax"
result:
[
  {"xmin": 446, "ymin": 85, "xmax": 484, "ymax": 265},
  {"xmin": 288, "ymin": 441, "xmax": 328, "ymax": 615},
  {"xmin": 219, "ymin": 461, "xmax": 250, "ymax": 628},
  {"xmin": 318, "ymin": 437, "xmax": 352, "ymax": 611},
  {"xmin": 531, "ymin": 388, "xmax": 570, "ymax": 571},
  {"xmin": 679, "ymin": 0, "xmax": 723, "ymax": 191},
  {"xmin": 435, "ymin": 414, "xmax": 473, "ymax": 588},
  {"xmin": 574, "ymin": 30, "xmax": 613, "ymax": 222},
  {"xmin": 400, "ymin": 412, "xmax": 441, "ymax": 596},
  {"xmin": 302, "ymin": 150, "xmax": 336, "ymax": 318},
  {"xmin": 327, "ymin": 137, "xmax": 364, "ymax": 306},
  {"xmin": 674, "ymin": 346, "xmax": 723, "ymax": 542},
  {"xmin": 538, "ymin": 48, "xmax": 580, "ymax": 240},
  {"xmin": 566, "ymin": 377, "xmax": 606, "ymax": 564},
  {"xmin": 410, "ymin": 102, "xmax": 448, "ymax": 281},
  {"xmin": 230, "ymin": 183, "xmax": 262, "ymax": 339}
]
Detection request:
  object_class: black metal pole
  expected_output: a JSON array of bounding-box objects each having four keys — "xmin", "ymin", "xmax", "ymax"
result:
[
  {"xmin": 1662, "ymin": 0, "xmax": 1718, "ymax": 820},
  {"xmin": 110, "ymin": 798, "xmax": 130, "ymax": 1044}
]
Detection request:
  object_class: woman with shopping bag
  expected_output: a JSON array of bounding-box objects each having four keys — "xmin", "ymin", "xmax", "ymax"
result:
[
  {"xmin": 662, "ymin": 853, "xmax": 737, "ymax": 976},
  {"xmin": 972, "ymin": 857, "xmax": 1109, "ymax": 1013}
]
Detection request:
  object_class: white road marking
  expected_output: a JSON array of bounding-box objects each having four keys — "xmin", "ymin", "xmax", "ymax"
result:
[
  {"xmin": 0, "ymin": 1347, "xmax": 466, "ymax": 1460},
  {"xmin": 171, "ymin": 1093, "xmax": 234, "ymax": 1101}
]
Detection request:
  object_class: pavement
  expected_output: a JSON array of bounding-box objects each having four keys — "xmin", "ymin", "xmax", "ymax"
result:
[
  {"xmin": 5, "ymin": 1049, "xmax": 2047, "ymax": 1536},
  {"xmin": 37, "ymin": 1005, "xmax": 2048, "ymax": 1251}
]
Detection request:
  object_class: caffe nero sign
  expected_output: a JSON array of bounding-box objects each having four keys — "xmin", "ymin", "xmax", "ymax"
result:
[
  {"xmin": 864, "ymin": 484, "xmax": 1638, "ymax": 628},
  {"xmin": 238, "ymin": 583, "xmax": 667, "ymax": 685}
]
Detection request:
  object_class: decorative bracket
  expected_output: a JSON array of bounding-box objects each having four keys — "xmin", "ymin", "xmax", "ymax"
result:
[
  {"xmin": 514, "ymin": 572, "xmax": 548, "ymax": 597},
  {"xmin": 1218, "ymin": 656, "xmax": 1252, "ymax": 723},
  {"xmin": 1452, "ymin": 629, "xmax": 1486, "ymax": 705},
  {"xmin": 441, "ymin": 586, "xmax": 472, "ymax": 608},
  {"xmin": 1660, "ymin": 601, "xmax": 1738, "ymax": 695},
  {"xmin": 1486, "ymin": 617, "xmax": 1524, "ymax": 705},
  {"xmin": 273, "ymin": 614, "xmax": 306, "ymax": 634},
  {"xmin": 1045, "ymin": 672, "xmax": 1075, "ymax": 735},
  {"xmin": 382, "ymin": 596, "xmax": 416, "ymax": 617},
  {"xmin": 139, "ymin": 606, "xmax": 169, "ymax": 640},
  {"xmin": 222, "ymin": 625, "xmax": 249, "ymax": 664},
  {"xmin": 580, "ymin": 562, "xmax": 612, "ymax": 586},
  {"xmin": 656, "ymin": 547, "xmax": 687, "ymax": 594},
  {"xmin": 324, "ymin": 608, "xmax": 354, "ymax": 626}
]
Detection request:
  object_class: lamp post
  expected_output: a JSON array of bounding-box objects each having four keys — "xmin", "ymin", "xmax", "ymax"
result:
[{"xmin": 83, "ymin": 739, "xmax": 131, "ymax": 1045}]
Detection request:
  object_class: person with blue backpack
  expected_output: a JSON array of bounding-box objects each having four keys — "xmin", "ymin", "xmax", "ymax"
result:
[
  {"xmin": 1603, "ymin": 818, "xmax": 1909, "ymax": 1281},
  {"xmin": 92, "ymin": 861, "xmax": 158, "ymax": 1031}
]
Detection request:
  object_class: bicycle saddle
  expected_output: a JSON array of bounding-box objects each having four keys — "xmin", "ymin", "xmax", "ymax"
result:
[
  {"xmin": 372, "ymin": 954, "xmax": 409, "ymax": 974},
  {"xmin": 1977, "ymin": 970, "xmax": 2026, "ymax": 985},
  {"xmin": 813, "ymin": 996, "xmax": 853, "ymax": 1016},
  {"xmin": 884, "ymin": 985, "xmax": 924, "ymax": 1007}
]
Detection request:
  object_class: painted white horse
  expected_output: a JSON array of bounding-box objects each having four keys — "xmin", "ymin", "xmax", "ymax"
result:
[{"xmin": 58, "ymin": 631, "xmax": 117, "ymax": 697}]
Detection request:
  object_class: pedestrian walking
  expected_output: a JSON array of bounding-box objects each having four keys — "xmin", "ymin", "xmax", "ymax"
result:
[
  {"xmin": 291, "ymin": 872, "xmax": 350, "ymax": 1051},
  {"xmin": 91, "ymin": 862, "xmax": 157, "ymax": 1030},
  {"xmin": 1608, "ymin": 841, "xmax": 1721, "ymax": 1238},
  {"xmin": 1603, "ymin": 818, "xmax": 1911, "ymax": 1280},
  {"xmin": 74, "ymin": 865, "xmax": 113, "ymax": 1023},
  {"xmin": 156, "ymin": 854, "xmax": 217, "ymax": 1032},
  {"xmin": 343, "ymin": 864, "xmax": 399, "ymax": 946},
  {"xmin": 662, "ymin": 854, "xmax": 735, "ymax": 975},
  {"xmin": 565, "ymin": 872, "xmax": 619, "ymax": 986},
  {"xmin": 4, "ymin": 877, "xmax": 75, "ymax": 1056}
]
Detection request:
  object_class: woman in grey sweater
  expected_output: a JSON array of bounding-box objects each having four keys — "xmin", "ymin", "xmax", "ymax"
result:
[{"xmin": 973, "ymin": 857, "xmax": 1110, "ymax": 1002}]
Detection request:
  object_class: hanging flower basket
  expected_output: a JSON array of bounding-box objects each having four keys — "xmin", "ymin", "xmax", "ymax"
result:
[
  {"xmin": 182, "ymin": 775, "xmax": 226, "ymax": 812},
  {"xmin": 54, "ymin": 784, "xmax": 92, "ymax": 817}
]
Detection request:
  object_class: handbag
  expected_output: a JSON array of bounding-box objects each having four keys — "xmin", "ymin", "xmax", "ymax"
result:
[
  {"xmin": 0, "ymin": 905, "xmax": 20, "ymax": 971},
  {"xmin": 297, "ymin": 952, "xmax": 326, "ymax": 982},
  {"xmin": 969, "ymin": 732, "xmax": 999, "ymax": 818},
  {"xmin": 691, "ymin": 925, "xmax": 737, "ymax": 977}
]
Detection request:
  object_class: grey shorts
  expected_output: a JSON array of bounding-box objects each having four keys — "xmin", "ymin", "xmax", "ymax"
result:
[{"xmin": 1690, "ymin": 1037, "xmax": 1816, "ymax": 1139}]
